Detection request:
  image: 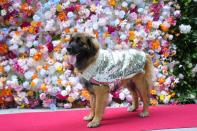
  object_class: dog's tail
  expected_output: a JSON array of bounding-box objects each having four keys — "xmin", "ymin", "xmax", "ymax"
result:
[{"xmin": 144, "ymin": 54, "xmax": 154, "ymax": 88}]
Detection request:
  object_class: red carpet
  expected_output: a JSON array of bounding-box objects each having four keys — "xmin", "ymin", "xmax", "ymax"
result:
[{"xmin": 0, "ymin": 104, "xmax": 197, "ymax": 131}]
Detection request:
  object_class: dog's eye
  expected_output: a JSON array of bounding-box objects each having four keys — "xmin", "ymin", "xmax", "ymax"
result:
[{"xmin": 79, "ymin": 42, "xmax": 84, "ymax": 47}]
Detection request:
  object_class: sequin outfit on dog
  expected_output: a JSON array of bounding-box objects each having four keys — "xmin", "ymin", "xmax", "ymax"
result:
[{"xmin": 81, "ymin": 49, "xmax": 146, "ymax": 84}]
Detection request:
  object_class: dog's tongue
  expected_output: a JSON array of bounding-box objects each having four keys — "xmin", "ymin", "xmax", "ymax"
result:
[{"xmin": 68, "ymin": 55, "xmax": 76, "ymax": 65}]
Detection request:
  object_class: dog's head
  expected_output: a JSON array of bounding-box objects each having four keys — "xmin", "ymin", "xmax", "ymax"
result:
[
  {"xmin": 67, "ymin": 32, "xmax": 99, "ymax": 57},
  {"xmin": 66, "ymin": 33, "xmax": 99, "ymax": 70}
]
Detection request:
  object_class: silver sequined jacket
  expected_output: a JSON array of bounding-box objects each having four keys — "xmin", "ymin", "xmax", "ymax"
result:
[{"xmin": 81, "ymin": 49, "xmax": 146, "ymax": 84}]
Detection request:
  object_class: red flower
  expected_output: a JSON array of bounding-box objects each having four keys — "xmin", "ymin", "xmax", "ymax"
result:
[{"xmin": 46, "ymin": 42, "xmax": 54, "ymax": 53}]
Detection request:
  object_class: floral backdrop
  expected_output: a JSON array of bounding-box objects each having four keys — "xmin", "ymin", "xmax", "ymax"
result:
[{"xmin": 0, "ymin": 0, "xmax": 195, "ymax": 109}]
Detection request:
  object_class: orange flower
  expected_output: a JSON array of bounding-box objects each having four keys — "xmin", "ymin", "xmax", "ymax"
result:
[
  {"xmin": 154, "ymin": 60, "xmax": 160, "ymax": 67},
  {"xmin": 30, "ymin": 81, "xmax": 36, "ymax": 87},
  {"xmin": 135, "ymin": 19, "xmax": 142, "ymax": 25},
  {"xmin": 33, "ymin": 52, "xmax": 42, "ymax": 61},
  {"xmin": 54, "ymin": 44, "xmax": 62, "ymax": 52},
  {"xmin": 103, "ymin": 32, "xmax": 110, "ymax": 38},
  {"xmin": 0, "ymin": 42, "xmax": 8, "ymax": 55},
  {"xmin": 160, "ymin": 24, "xmax": 169, "ymax": 32},
  {"xmin": 21, "ymin": 3, "xmax": 34, "ymax": 16},
  {"xmin": 150, "ymin": 99, "xmax": 158, "ymax": 106},
  {"xmin": 43, "ymin": 64, "xmax": 49, "ymax": 70},
  {"xmin": 129, "ymin": 31, "xmax": 135, "ymax": 41},
  {"xmin": 0, "ymin": 66, "xmax": 4, "ymax": 73},
  {"xmin": 81, "ymin": 90, "xmax": 90, "ymax": 100},
  {"xmin": 58, "ymin": 12, "xmax": 66, "ymax": 21},
  {"xmin": 21, "ymin": 3, "xmax": 29, "ymax": 11},
  {"xmin": 64, "ymin": 38, "xmax": 70, "ymax": 42},
  {"xmin": 150, "ymin": 89, "xmax": 157, "ymax": 95},
  {"xmin": 0, "ymin": 0, "xmax": 8, "ymax": 4},
  {"xmin": 108, "ymin": 0, "xmax": 116, "ymax": 7},
  {"xmin": 152, "ymin": 40, "xmax": 160, "ymax": 50},
  {"xmin": 171, "ymin": 92, "xmax": 176, "ymax": 97},
  {"xmin": 147, "ymin": 21, "xmax": 152, "ymax": 30},
  {"xmin": 158, "ymin": 77, "xmax": 165, "ymax": 84},
  {"xmin": 74, "ymin": 28, "xmax": 78, "ymax": 32},
  {"xmin": 40, "ymin": 84, "xmax": 47, "ymax": 92},
  {"xmin": 57, "ymin": 79, "xmax": 62, "ymax": 86},
  {"xmin": 94, "ymin": 31, "xmax": 99, "ymax": 38},
  {"xmin": 64, "ymin": 28, "xmax": 70, "ymax": 33},
  {"xmin": 31, "ymin": 73, "xmax": 38, "ymax": 79}
]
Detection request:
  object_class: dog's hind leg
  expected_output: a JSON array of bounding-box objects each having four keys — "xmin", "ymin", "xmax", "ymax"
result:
[
  {"xmin": 127, "ymin": 80, "xmax": 139, "ymax": 112},
  {"xmin": 132, "ymin": 74, "xmax": 150, "ymax": 117},
  {"xmin": 84, "ymin": 94, "xmax": 96, "ymax": 121},
  {"xmin": 87, "ymin": 85, "xmax": 109, "ymax": 128}
]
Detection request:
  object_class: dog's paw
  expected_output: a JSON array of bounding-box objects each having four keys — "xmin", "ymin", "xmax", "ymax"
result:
[
  {"xmin": 83, "ymin": 115, "xmax": 94, "ymax": 121},
  {"xmin": 139, "ymin": 111, "xmax": 149, "ymax": 118},
  {"xmin": 87, "ymin": 121, "xmax": 100, "ymax": 128},
  {"xmin": 127, "ymin": 105, "xmax": 137, "ymax": 112}
]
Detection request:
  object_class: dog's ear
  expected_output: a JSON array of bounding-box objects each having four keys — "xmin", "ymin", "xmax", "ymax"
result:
[{"xmin": 87, "ymin": 36, "xmax": 97, "ymax": 56}]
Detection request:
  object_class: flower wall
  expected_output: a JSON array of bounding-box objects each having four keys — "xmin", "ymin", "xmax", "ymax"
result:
[{"xmin": 0, "ymin": 0, "xmax": 187, "ymax": 109}]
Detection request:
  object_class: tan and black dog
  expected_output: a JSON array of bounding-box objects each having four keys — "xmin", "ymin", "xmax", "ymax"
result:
[{"xmin": 66, "ymin": 32, "xmax": 154, "ymax": 128}]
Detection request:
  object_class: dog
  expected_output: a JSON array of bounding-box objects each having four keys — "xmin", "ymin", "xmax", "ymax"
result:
[{"xmin": 66, "ymin": 32, "xmax": 154, "ymax": 128}]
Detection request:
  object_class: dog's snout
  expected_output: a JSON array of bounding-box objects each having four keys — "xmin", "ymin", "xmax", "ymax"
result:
[{"xmin": 67, "ymin": 46, "xmax": 72, "ymax": 52}]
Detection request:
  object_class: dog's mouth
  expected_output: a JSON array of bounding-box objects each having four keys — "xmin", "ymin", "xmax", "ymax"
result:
[{"xmin": 68, "ymin": 55, "xmax": 77, "ymax": 65}]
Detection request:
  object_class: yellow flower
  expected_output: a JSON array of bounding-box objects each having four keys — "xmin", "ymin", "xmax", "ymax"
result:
[
  {"xmin": 20, "ymin": 104, "xmax": 25, "ymax": 108},
  {"xmin": 132, "ymin": 42, "xmax": 137, "ymax": 48},
  {"xmin": 160, "ymin": 95, "xmax": 165, "ymax": 101},
  {"xmin": 153, "ymin": 0, "xmax": 159, "ymax": 4},
  {"xmin": 67, "ymin": 96, "xmax": 75, "ymax": 103},
  {"xmin": 40, "ymin": 84, "xmax": 47, "ymax": 92},
  {"xmin": 56, "ymin": 66, "xmax": 63, "ymax": 72},
  {"xmin": 56, "ymin": 4, "xmax": 63, "ymax": 12},
  {"xmin": 27, "ymin": 91, "xmax": 34, "ymax": 96}
]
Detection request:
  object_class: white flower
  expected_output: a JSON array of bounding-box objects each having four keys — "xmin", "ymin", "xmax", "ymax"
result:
[
  {"xmin": 119, "ymin": 92, "xmax": 126, "ymax": 100},
  {"xmin": 26, "ymin": 41, "xmax": 33, "ymax": 48},
  {"xmin": 168, "ymin": 35, "xmax": 173, "ymax": 40},
  {"xmin": 40, "ymin": 69, "xmax": 47, "ymax": 77},
  {"xmin": 61, "ymin": 90, "xmax": 68, "ymax": 96},
  {"xmin": 4, "ymin": 65, "xmax": 11, "ymax": 72},
  {"xmin": 179, "ymin": 24, "xmax": 192, "ymax": 34},
  {"xmin": 67, "ymin": 12, "xmax": 74, "ymax": 18},
  {"xmin": 178, "ymin": 73, "xmax": 184, "ymax": 79},
  {"xmin": 66, "ymin": 85, "xmax": 72, "ymax": 93},
  {"xmin": 29, "ymin": 48, "xmax": 37, "ymax": 56},
  {"xmin": 52, "ymin": 40, "xmax": 60, "ymax": 47},
  {"xmin": 1, "ymin": 9, "xmax": 7, "ymax": 16},
  {"xmin": 174, "ymin": 10, "xmax": 181, "ymax": 17},
  {"xmin": 24, "ymin": 71, "xmax": 34, "ymax": 80},
  {"xmin": 64, "ymin": 103, "xmax": 72, "ymax": 109},
  {"xmin": 23, "ymin": 81, "xmax": 29, "ymax": 89},
  {"xmin": 40, "ymin": 93, "xmax": 46, "ymax": 100},
  {"xmin": 152, "ymin": 21, "xmax": 161, "ymax": 29},
  {"xmin": 44, "ymin": 11, "xmax": 53, "ymax": 19},
  {"xmin": 192, "ymin": 64, "xmax": 197, "ymax": 73},
  {"xmin": 122, "ymin": 1, "xmax": 128, "ymax": 8}
]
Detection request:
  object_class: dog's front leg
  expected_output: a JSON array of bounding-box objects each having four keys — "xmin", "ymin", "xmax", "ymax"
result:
[
  {"xmin": 84, "ymin": 94, "xmax": 95, "ymax": 121},
  {"xmin": 87, "ymin": 85, "xmax": 109, "ymax": 128}
]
